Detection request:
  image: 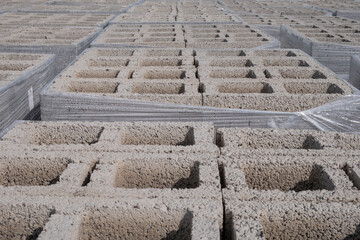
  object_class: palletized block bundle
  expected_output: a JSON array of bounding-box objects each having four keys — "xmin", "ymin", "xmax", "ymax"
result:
[
  {"xmin": 280, "ymin": 22, "xmax": 360, "ymax": 77},
  {"xmin": 0, "ymin": 25, "xmax": 102, "ymax": 74},
  {"xmin": 0, "ymin": 53, "xmax": 55, "ymax": 133},
  {"xmin": 41, "ymin": 48, "xmax": 353, "ymax": 124}
]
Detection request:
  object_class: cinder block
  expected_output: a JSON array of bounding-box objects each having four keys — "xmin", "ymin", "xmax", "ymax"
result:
[
  {"xmin": 0, "ymin": 121, "xmax": 218, "ymax": 155},
  {"xmin": 0, "ymin": 53, "xmax": 56, "ymax": 132},
  {"xmin": 0, "ymin": 25, "xmax": 102, "ymax": 74}
]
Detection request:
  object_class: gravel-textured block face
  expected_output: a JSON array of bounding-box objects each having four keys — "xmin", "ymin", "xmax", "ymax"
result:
[
  {"xmin": 92, "ymin": 23, "xmax": 273, "ymax": 48},
  {"xmin": 259, "ymin": 205, "xmax": 360, "ymax": 240},
  {"xmin": 0, "ymin": 26, "xmax": 100, "ymax": 46},
  {"xmin": 80, "ymin": 209, "xmax": 192, "ymax": 240},
  {"xmin": 196, "ymin": 49, "xmax": 352, "ymax": 111},
  {"xmin": 0, "ymin": 53, "xmax": 51, "ymax": 87},
  {"xmin": 0, "ymin": 12, "xmax": 113, "ymax": 27},
  {"xmin": 0, "ymin": 204, "xmax": 53, "ymax": 240},
  {"xmin": 0, "ymin": 156, "xmax": 69, "ymax": 186}
]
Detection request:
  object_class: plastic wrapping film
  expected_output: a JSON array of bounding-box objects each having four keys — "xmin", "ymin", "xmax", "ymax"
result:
[
  {"xmin": 0, "ymin": 54, "xmax": 56, "ymax": 133},
  {"xmin": 40, "ymin": 88, "xmax": 360, "ymax": 133}
]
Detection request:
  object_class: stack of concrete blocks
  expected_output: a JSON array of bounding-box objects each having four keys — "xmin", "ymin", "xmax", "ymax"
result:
[
  {"xmin": 0, "ymin": 121, "xmax": 359, "ymax": 238},
  {"xmin": 0, "ymin": 25, "xmax": 102, "ymax": 74},
  {"xmin": 0, "ymin": 121, "xmax": 223, "ymax": 239},
  {"xmin": 40, "ymin": 48, "xmax": 352, "ymax": 129},
  {"xmin": 0, "ymin": 53, "xmax": 55, "ymax": 132},
  {"xmin": 280, "ymin": 23, "xmax": 360, "ymax": 79},
  {"xmin": 217, "ymin": 127, "xmax": 360, "ymax": 239}
]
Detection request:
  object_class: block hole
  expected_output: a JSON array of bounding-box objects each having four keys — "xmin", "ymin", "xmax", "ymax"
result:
[
  {"xmin": 284, "ymin": 82, "xmax": 344, "ymax": 94},
  {"xmin": 280, "ymin": 69, "xmax": 327, "ymax": 79},
  {"xmin": 216, "ymin": 131, "xmax": 225, "ymax": 148},
  {"xmin": 144, "ymin": 70, "xmax": 186, "ymax": 79},
  {"xmin": 263, "ymin": 70, "xmax": 272, "ymax": 78},
  {"xmin": 210, "ymin": 69, "xmax": 256, "ymax": 79},
  {"xmin": 260, "ymin": 209, "xmax": 360, "ymax": 240},
  {"xmin": 286, "ymin": 51, "xmax": 297, "ymax": 57},
  {"xmin": 243, "ymin": 163, "xmax": 335, "ymax": 192},
  {"xmin": 82, "ymin": 161, "xmax": 99, "ymax": 187},
  {"xmin": 96, "ymin": 49, "xmax": 134, "ymax": 57},
  {"xmin": 76, "ymin": 69, "xmax": 119, "ymax": 79},
  {"xmin": 140, "ymin": 58, "xmax": 182, "ymax": 67},
  {"xmin": 0, "ymin": 204, "xmax": 54, "ymax": 240},
  {"xmin": 131, "ymin": 82, "xmax": 185, "ymax": 94},
  {"xmin": 87, "ymin": 59, "xmax": 129, "ymax": 67},
  {"xmin": 79, "ymin": 209, "xmax": 192, "ymax": 240},
  {"xmin": 0, "ymin": 158, "xmax": 69, "ymax": 186},
  {"xmin": 208, "ymin": 59, "xmax": 254, "ymax": 67},
  {"xmin": 67, "ymin": 81, "xmax": 118, "ymax": 93},
  {"xmin": 198, "ymin": 83, "xmax": 205, "ymax": 93},
  {"xmin": 240, "ymin": 133, "xmax": 323, "ymax": 150},
  {"xmin": 115, "ymin": 161, "xmax": 199, "ymax": 189},
  {"xmin": 263, "ymin": 59, "xmax": 309, "ymax": 67},
  {"xmin": 121, "ymin": 125, "xmax": 195, "ymax": 146},
  {"xmin": 218, "ymin": 82, "xmax": 274, "ymax": 94},
  {"xmin": 342, "ymin": 164, "xmax": 360, "ymax": 190},
  {"xmin": 30, "ymin": 125, "xmax": 104, "ymax": 145}
]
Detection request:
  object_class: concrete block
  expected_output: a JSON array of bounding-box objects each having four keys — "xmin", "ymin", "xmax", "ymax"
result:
[
  {"xmin": 0, "ymin": 121, "xmax": 218, "ymax": 155},
  {"xmin": 0, "ymin": 53, "xmax": 56, "ymax": 132}
]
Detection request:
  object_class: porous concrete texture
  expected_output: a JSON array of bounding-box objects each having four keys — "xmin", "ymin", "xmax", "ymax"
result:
[
  {"xmin": 0, "ymin": 53, "xmax": 55, "ymax": 132},
  {"xmin": 0, "ymin": 12, "xmax": 114, "ymax": 27},
  {"xmin": 0, "ymin": 25, "xmax": 102, "ymax": 74}
]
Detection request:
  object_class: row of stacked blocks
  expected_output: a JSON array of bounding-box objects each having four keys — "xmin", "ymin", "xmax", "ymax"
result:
[
  {"xmin": 0, "ymin": 0, "xmax": 360, "ymax": 239},
  {"xmin": 0, "ymin": 121, "xmax": 359, "ymax": 239}
]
